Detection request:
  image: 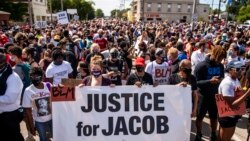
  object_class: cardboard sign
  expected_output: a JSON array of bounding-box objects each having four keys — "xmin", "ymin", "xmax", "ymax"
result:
[
  {"xmin": 51, "ymin": 86, "xmax": 75, "ymax": 102},
  {"xmin": 61, "ymin": 78, "xmax": 82, "ymax": 87},
  {"xmin": 216, "ymin": 91, "xmax": 246, "ymax": 117},
  {"xmin": 57, "ymin": 11, "xmax": 69, "ymax": 25}
]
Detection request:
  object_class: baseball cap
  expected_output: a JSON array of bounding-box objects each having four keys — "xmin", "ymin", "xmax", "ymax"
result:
[
  {"xmin": 155, "ymin": 48, "xmax": 164, "ymax": 56},
  {"xmin": 135, "ymin": 57, "xmax": 145, "ymax": 66},
  {"xmin": 226, "ymin": 61, "xmax": 244, "ymax": 71}
]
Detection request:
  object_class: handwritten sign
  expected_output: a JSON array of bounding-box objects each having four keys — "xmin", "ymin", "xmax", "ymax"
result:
[
  {"xmin": 61, "ymin": 78, "xmax": 82, "ymax": 87},
  {"xmin": 35, "ymin": 21, "xmax": 47, "ymax": 29},
  {"xmin": 216, "ymin": 92, "xmax": 246, "ymax": 117},
  {"xmin": 51, "ymin": 86, "xmax": 75, "ymax": 102},
  {"xmin": 57, "ymin": 11, "xmax": 69, "ymax": 25}
]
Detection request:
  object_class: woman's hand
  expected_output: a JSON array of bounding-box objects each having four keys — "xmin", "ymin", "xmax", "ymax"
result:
[
  {"xmin": 177, "ymin": 82, "xmax": 188, "ymax": 87},
  {"xmin": 78, "ymin": 83, "xmax": 85, "ymax": 88},
  {"xmin": 135, "ymin": 81, "xmax": 142, "ymax": 88},
  {"xmin": 110, "ymin": 84, "xmax": 116, "ymax": 87}
]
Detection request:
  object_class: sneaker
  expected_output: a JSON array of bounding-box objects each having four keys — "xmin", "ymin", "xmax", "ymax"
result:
[
  {"xmin": 195, "ymin": 133, "xmax": 202, "ymax": 141},
  {"xmin": 210, "ymin": 133, "xmax": 217, "ymax": 141}
]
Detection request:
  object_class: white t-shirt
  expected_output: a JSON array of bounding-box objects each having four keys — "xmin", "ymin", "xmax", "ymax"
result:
[
  {"xmin": 219, "ymin": 76, "xmax": 240, "ymax": 97},
  {"xmin": 191, "ymin": 49, "xmax": 206, "ymax": 74},
  {"xmin": 45, "ymin": 61, "xmax": 73, "ymax": 85},
  {"xmin": 22, "ymin": 83, "xmax": 52, "ymax": 122},
  {"xmin": 145, "ymin": 61, "xmax": 170, "ymax": 85},
  {"xmin": 227, "ymin": 56, "xmax": 245, "ymax": 66}
]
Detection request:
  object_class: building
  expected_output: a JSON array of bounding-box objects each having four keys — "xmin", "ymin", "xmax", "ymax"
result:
[
  {"xmin": 131, "ymin": 0, "xmax": 210, "ymax": 22},
  {"xmin": 0, "ymin": 11, "xmax": 10, "ymax": 26}
]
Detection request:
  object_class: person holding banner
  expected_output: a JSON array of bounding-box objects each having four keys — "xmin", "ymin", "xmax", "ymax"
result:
[
  {"xmin": 218, "ymin": 61, "xmax": 250, "ymax": 141},
  {"xmin": 168, "ymin": 59, "xmax": 198, "ymax": 117},
  {"xmin": 126, "ymin": 57, "xmax": 153, "ymax": 86},
  {"xmin": 81, "ymin": 56, "xmax": 112, "ymax": 86},
  {"xmin": 22, "ymin": 67, "xmax": 52, "ymax": 141}
]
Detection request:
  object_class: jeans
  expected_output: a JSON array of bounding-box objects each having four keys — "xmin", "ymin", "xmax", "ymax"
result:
[{"xmin": 35, "ymin": 120, "xmax": 52, "ymax": 141}]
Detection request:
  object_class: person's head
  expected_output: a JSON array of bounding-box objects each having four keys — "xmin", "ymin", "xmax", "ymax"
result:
[
  {"xmin": 77, "ymin": 61, "xmax": 89, "ymax": 77},
  {"xmin": 179, "ymin": 59, "xmax": 192, "ymax": 78},
  {"xmin": 44, "ymin": 49, "xmax": 52, "ymax": 59},
  {"xmin": 139, "ymin": 42, "xmax": 147, "ymax": 52},
  {"xmin": 211, "ymin": 46, "xmax": 227, "ymax": 64},
  {"xmin": 22, "ymin": 48, "xmax": 31, "ymax": 62},
  {"xmin": 90, "ymin": 55, "xmax": 103, "ymax": 78},
  {"xmin": 28, "ymin": 34, "xmax": 36, "ymax": 44},
  {"xmin": 228, "ymin": 43, "xmax": 239, "ymax": 58},
  {"xmin": 198, "ymin": 40, "xmax": 206, "ymax": 52},
  {"xmin": 29, "ymin": 67, "xmax": 44, "ymax": 86},
  {"xmin": 155, "ymin": 48, "xmax": 165, "ymax": 64},
  {"xmin": 226, "ymin": 61, "xmax": 244, "ymax": 80},
  {"xmin": 52, "ymin": 48, "xmax": 64, "ymax": 66},
  {"xmin": 8, "ymin": 46, "xmax": 22, "ymax": 63},
  {"xmin": 167, "ymin": 47, "xmax": 178, "ymax": 61},
  {"xmin": 119, "ymin": 41, "xmax": 128, "ymax": 51},
  {"xmin": 90, "ymin": 43, "xmax": 100, "ymax": 54},
  {"xmin": 4, "ymin": 43, "xmax": 14, "ymax": 53},
  {"xmin": 176, "ymin": 42, "xmax": 184, "ymax": 52},
  {"xmin": 14, "ymin": 32, "xmax": 25, "ymax": 44},
  {"xmin": 109, "ymin": 48, "xmax": 119, "ymax": 61},
  {"xmin": 134, "ymin": 57, "xmax": 145, "ymax": 73}
]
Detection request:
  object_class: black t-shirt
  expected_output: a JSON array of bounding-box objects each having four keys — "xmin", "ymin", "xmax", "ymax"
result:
[
  {"xmin": 126, "ymin": 72, "xmax": 153, "ymax": 85},
  {"xmin": 168, "ymin": 73, "xmax": 197, "ymax": 91},
  {"xmin": 64, "ymin": 50, "xmax": 78, "ymax": 78}
]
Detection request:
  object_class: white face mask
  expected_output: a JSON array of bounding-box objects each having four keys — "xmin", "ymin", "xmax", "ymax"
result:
[{"xmin": 10, "ymin": 56, "xmax": 16, "ymax": 62}]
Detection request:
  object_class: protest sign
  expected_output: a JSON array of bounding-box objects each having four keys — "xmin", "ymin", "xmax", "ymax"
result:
[
  {"xmin": 216, "ymin": 91, "xmax": 246, "ymax": 117},
  {"xmin": 57, "ymin": 11, "xmax": 69, "ymax": 25},
  {"xmin": 52, "ymin": 85, "xmax": 192, "ymax": 141},
  {"xmin": 51, "ymin": 86, "xmax": 75, "ymax": 102},
  {"xmin": 35, "ymin": 21, "xmax": 47, "ymax": 29},
  {"xmin": 61, "ymin": 78, "xmax": 82, "ymax": 87},
  {"xmin": 74, "ymin": 15, "xmax": 79, "ymax": 21}
]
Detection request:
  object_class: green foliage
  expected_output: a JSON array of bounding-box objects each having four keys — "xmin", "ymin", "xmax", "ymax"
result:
[
  {"xmin": 48, "ymin": 0, "xmax": 95, "ymax": 20},
  {"xmin": 236, "ymin": 4, "xmax": 250, "ymax": 22},
  {"xmin": 95, "ymin": 9, "xmax": 104, "ymax": 18},
  {"xmin": 110, "ymin": 9, "xmax": 129, "ymax": 19},
  {"xmin": 0, "ymin": 0, "xmax": 27, "ymax": 21}
]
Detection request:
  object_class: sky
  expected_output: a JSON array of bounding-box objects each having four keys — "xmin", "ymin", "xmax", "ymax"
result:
[{"xmin": 91, "ymin": 0, "xmax": 226, "ymax": 16}]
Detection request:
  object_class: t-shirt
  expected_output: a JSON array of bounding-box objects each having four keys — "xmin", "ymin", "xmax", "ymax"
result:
[
  {"xmin": 94, "ymin": 38, "xmax": 108, "ymax": 51},
  {"xmin": 219, "ymin": 76, "xmax": 240, "ymax": 97},
  {"xmin": 145, "ymin": 61, "xmax": 170, "ymax": 85},
  {"xmin": 168, "ymin": 73, "xmax": 197, "ymax": 91},
  {"xmin": 126, "ymin": 72, "xmax": 153, "ymax": 85},
  {"xmin": 191, "ymin": 49, "xmax": 206, "ymax": 74},
  {"xmin": 22, "ymin": 82, "xmax": 52, "ymax": 122},
  {"xmin": 45, "ymin": 61, "xmax": 73, "ymax": 85}
]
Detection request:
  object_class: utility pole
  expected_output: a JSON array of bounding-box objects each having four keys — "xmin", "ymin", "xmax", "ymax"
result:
[
  {"xmin": 61, "ymin": 0, "xmax": 63, "ymax": 11},
  {"xmin": 28, "ymin": 0, "xmax": 33, "ymax": 26},
  {"xmin": 191, "ymin": 0, "xmax": 197, "ymax": 31},
  {"xmin": 50, "ymin": 0, "xmax": 53, "ymax": 22},
  {"xmin": 218, "ymin": 0, "xmax": 221, "ymax": 19}
]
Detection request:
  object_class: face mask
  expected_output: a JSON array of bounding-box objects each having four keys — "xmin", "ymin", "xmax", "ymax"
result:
[
  {"xmin": 93, "ymin": 49, "xmax": 99, "ymax": 54},
  {"xmin": 228, "ymin": 51, "xmax": 233, "ymax": 56},
  {"xmin": 54, "ymin": 61, "xmax": 63, "ymax": 66},
  {"xmin": 10, "ymin": 56, "xmax": 16, "ymax": 62},
  {"xmin": 161, "ymin": 57, "xmax": 167, "ymax": 62},
  {"xmin": 110, "ymin": 52, "xmax": 119, "ymax": 59},
  {"xmin": 91, "ymin": 70, "xmax": 102, "ymax": 78},
  {"xmin": 31, "ymin": 76, "xmax": 42, "ymax": 86},
  {"xmin": 22, "ymin": 57, "xmax": 29, "ymax": 62},
  {"xmin": 136, "ymin": 66, "xmax": 144, "ymax": 72},
  {"xmin": 183, "ymin": 68, "xmax": 192, "ymax": 76}
]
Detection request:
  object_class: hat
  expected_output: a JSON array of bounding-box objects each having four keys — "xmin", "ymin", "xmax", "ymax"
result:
[
  {"xmin": 226, "ymin": 61, "xmax": 244, "ymax": 70},
  {"xmin": 135, "ymin": 57, "xmax": 145, "ymax": 66},
  {"xmin": 155, "ymin": 48, "xmax": 164, "ymax": 56}
]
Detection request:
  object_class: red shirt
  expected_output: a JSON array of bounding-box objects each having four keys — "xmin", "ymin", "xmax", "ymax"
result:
[
  {"xmin": 6, "ymin": 54, "xmax": 16, "ymax": 67},
  {"xmin": 94, "ymin": 38, "xmax": 108, "ymax": 51}
]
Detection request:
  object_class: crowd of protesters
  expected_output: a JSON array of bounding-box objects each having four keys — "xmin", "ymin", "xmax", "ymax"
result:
[{"xmin": 1, "ymin": 19, "xmax": 250, "ymax": 141}]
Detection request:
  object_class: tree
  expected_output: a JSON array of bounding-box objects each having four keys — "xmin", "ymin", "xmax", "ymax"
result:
[
  {"xmin": 95, "ymin": 9, "xmax": 104, "ymax": 18},
  {"xmin": 110, "ymin": 8, "xmax": 130, "ymax": 19},
  {"xmin": 237, "ymin": 4, "xmax": 250, "ymax": 22},
  {"xmin": 0, "ymin": 0, "xmax": 27, "ymax": 21}
]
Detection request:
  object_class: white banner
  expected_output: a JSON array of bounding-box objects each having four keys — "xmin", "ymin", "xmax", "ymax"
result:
[
  {"xmin": 35, "ymin": 21, "xmax": 47, "ymax": 29},
  {"xmin": 57, "ymin": 11, "xmax": 69, "ymax": 25},
  {"xmin": 52, "ymin": 85, "xmax": 192, "ymax": 141}
]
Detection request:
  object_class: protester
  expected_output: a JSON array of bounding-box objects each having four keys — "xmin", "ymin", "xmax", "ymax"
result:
[
  {"xmin": 0, "ymin": 52, "xmax": 24, "ymax": 141},
  {"xmin": 126, "ymin": 57, "xmax": 153, "ymax": 86},
  {"xmin": 194, "ymin": 47, "xmax": 227, "ymax": 141},
  {"xmin": 191, "ymin": 40, "xmax": 207, "ymax": 74},
  {"xmin": 168, "ymin": 47, "xmax": 180, "ymax": 74},
  {"xmin": 218, "ymin": 61, "xmax": 250, "ymax": 141},
  {"xmin": 22, "ymin": 47, "xmax": 39, "ymax": 68},
  {"xmin": 22, "ymin": 67, "xmax": 52, "ymax": 141},
  {"xmin": 76, "ymin": 61, "xmax": 89, "ymax": 79},
  {"xmin": 168, "ymin": 59, "xmax": 198, "ymax": 117},
  {"xmin": 45, "ymin": 48, "xmax": 73, "ymax": 85}
]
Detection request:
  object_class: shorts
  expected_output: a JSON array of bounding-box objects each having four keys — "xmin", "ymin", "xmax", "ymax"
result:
[
  {"xmin": 197, "ymin": 94, "xmax": 218, "ymax": 120},
  {"xmin": 218, "ymin": 116, "xmax": 241, "ymax": 128}
]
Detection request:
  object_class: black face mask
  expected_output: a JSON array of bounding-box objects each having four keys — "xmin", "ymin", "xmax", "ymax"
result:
[
  {"xmin": 183, "ymin": 68, "xmax": 192, "ymax": 76},
  {"xmin": 31, "ymin": 76, "xmax": 42, "ymax": 86},
  {"xmin": 111, "ymin": 52, "xmax": 119, "ymax": 59},
  {"xmin": 136, "ymin": 66, "xmax": 144, "ymax": 72},
  {"xmin": 54, "ymin": 61, "xmax": 63, "ymax": 66}
]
